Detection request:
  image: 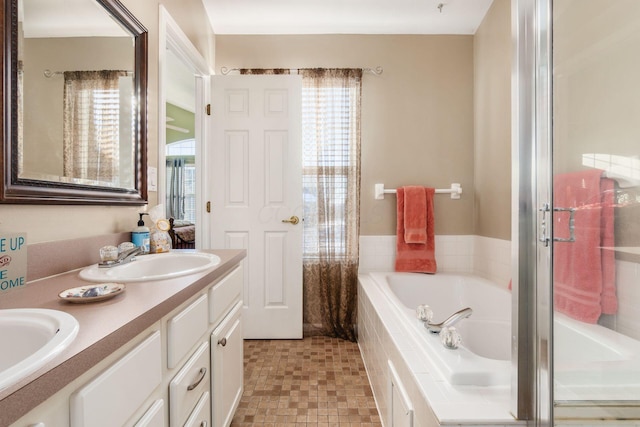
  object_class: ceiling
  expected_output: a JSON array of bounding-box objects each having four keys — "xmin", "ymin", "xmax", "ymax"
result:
[
  {"xmin": 201, "ymin": 0, "xmax": 495, "ymax": 35},
  {"xmin": 21, "ymin": 0, "xmax": 130, "ymax": 38}
]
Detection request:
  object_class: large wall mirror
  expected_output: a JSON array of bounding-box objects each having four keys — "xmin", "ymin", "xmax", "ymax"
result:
[{"xmin": 0, "ymin": 0, "xmax": 148, "ymax": 204}]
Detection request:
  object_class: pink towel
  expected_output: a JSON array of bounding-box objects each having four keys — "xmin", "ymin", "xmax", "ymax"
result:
[
  {"xmin": 553, "ymin": 169, "xmax": 617, "ymax": 323},
  {"xmin": 403, "ymin": 186, "xmax": 427, "ymax": 244},
  {"xmin": 395, "ymin": 187, "xmax": 437, "ymax": 273}
]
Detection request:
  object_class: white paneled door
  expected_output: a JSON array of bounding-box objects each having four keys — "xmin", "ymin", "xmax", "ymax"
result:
[{"xmin": 210, "ymin": 75, "xmax": 303, "ymax": 339}]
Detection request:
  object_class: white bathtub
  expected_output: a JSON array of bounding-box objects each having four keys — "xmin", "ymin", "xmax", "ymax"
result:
[
  {"xmin": 554, "ymin": 311, "xmax": 640, "ymax": 401},
  {"xmin": 369, "ymin": 272, "xmax": 512, "ymax": 386},
  {"xmin": 369, "ymin": 271, "xmax": 640, "ymax": 396}
]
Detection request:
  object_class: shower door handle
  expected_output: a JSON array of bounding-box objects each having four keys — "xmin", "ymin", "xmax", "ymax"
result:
[
  {"xmin": 539, "ymin": 204, "xmax": 576, "ymax": 246},
  {"xmin": 552, "ymin": 207, "xmax": 576, "ymax": 243}
]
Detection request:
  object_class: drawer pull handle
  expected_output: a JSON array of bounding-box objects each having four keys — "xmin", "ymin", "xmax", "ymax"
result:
[
  {"xmin": 218, "ymin": 337, "xmax": 227, "ymax": 347},
  {"xmin": 200, "ymin": 422, "xmax": 208, "ymax": 427},
  {"xmin": 187, "ymin": 367, "xmax": 207, "ymax": 391}
]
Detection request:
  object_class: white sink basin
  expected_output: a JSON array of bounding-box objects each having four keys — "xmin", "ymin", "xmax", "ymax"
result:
[
  {"xmin": 78, "ymin": 252, "xmax": 221, "ymax": 283},
  {"xmin": 0, "ymin": 308, "xmax": 79, "ymax": 391}
]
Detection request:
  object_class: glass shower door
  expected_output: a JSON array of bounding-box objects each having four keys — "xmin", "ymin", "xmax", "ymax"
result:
[{"xmin": 551, "ymin": 0, "xmax": 640, "ymax": 422}]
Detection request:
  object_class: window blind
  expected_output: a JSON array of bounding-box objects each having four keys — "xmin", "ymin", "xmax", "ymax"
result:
[{"xmin": 302, "ymin": 84, "xmax": 359, "ymax": 258}]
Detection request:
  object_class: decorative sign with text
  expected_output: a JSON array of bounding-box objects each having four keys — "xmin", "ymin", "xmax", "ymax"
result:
[{"xmin": 0, "ymin": 233, "xmax": 27, "ymax": 293}]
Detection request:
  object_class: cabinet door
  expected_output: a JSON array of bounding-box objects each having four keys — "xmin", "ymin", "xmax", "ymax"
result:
[
  {"xmin": 70, "ymin": 331, "xmax": 162, "ymax": 427},
  {"xmin": 211, "ymin": 302, "xmax": 243, "ymax": 427}
]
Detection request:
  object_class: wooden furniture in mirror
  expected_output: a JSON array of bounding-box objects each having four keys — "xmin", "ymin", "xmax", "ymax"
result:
[{"xmin": 1, "ymin": 0, "xmax": 148, "ymax": 204}]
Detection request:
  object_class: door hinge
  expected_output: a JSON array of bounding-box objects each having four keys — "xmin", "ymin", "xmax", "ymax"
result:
[
  {"xmin": 206, "ymin": 201, "xmax": 211, "ymax": 213},
  {"xmin": 206, "ymin": 104, "xmax": 211, "ymax": 116},
  {"xmin": 539, "ymin": 203, "xmax": 551, "ymax": 247}
]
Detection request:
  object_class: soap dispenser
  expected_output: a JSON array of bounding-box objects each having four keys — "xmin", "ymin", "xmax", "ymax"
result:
[{"xmin": 132, "ymin": 213, "xmax": 150, "ymax": 253}]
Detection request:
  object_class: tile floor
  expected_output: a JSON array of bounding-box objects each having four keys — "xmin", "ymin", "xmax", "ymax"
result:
[{"xmin": 230, "ymin": 336, "xmax": 383, "ymax": 427}]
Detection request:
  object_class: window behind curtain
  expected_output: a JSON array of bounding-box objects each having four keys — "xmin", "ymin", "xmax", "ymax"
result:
[
  {"xmin": 166, "ymin": 163, "xmax": 196, "ymax": 223},
  {"xmin": 301, "ymin": 69, "xmax": 361, "ymax": 262},
  {"xmin": 166, "ymin": 139, "xmax": 196, "ymax": 223}
]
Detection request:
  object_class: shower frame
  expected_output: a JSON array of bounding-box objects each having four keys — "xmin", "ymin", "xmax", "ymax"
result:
[{"xmin": 512, "ymin": 0, "xmax": 553, "ymax": 424}]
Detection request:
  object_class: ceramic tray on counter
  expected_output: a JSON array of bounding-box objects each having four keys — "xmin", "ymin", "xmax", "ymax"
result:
[{"xmin": 58, "ymin": 283, "xmax": 125, "ymax": 303}]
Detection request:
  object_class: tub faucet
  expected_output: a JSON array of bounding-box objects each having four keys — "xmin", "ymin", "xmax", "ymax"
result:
[
  {"xmin": 98, "ymin": 246, "xmax": 142, "ymax": 268},
  {"xmin": 425, "ymin": 307, "xmax": 473, "ymax": 334}
]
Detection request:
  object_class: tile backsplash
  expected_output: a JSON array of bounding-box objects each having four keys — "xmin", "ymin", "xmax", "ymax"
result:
[
  {"xmin": 358, "ymin": 234, "xmax": 640, "ymax": 341},
  {"xmin": 27, "ymin": 232, "xmax": 130, "ymax": 282},
  {"xmin": 358, "ymin": 234, "xmax": 511, "ymax": 288}
]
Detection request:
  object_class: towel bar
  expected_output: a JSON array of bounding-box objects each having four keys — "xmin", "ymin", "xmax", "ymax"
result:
[{"xmin": 374, "ymin": 183, "xmax": 462, "ymax": 200}]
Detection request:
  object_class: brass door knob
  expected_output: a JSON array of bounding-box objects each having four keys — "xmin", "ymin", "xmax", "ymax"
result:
[{"xmin": 281, "ymin": 216, "xmax": 300, "ymax": 225}]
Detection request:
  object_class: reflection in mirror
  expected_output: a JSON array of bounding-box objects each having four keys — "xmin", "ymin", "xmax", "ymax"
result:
[
  {"xmin": 164, "ymin": 47, "xmax": 197, "ymax": 249},
  {"xmin": 1, "ymin": 0, "xmax": 148, "ymax": 204}
]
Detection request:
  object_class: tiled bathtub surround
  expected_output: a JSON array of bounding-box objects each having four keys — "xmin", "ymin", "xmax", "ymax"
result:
[{"xmin": 359, "ymin": 235, "xmax": 511, "ymax": 287}]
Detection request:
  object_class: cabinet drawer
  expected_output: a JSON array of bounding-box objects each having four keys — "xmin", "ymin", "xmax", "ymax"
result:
[
  {"xmin": 134, "ymin": 399, "xmax": 165, "ymax": 427},
  {"xmin": 70, "ymin": 331, "xmax": 162, "ymax": 427},
  {"xmin": 184, "ymin": 391, "xmax": 211, "ymax": 427},
  {"xmin": 169, "ymin": 341, "xmax": 210, "ymax": 427},
  {"xmin": 209, "ymin": 266, "xmax": 242, "ymax": 326},
  {"xmin": 167, "ymin": 293, "xmax": 208, "ymax": 368}
]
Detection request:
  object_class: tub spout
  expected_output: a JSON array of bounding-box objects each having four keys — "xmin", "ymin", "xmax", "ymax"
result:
[{"xmin": 425, "ymin": 307, "xmax": 473, "ymax": 333}]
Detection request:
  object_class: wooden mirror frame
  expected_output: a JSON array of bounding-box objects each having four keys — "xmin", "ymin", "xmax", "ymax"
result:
[{"xmin": 0, "ymin": 0, "xmax": 148, "ymax": 205}]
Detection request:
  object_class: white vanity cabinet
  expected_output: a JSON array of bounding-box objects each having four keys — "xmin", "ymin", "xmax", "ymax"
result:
[
  {"xmin": 168, "ymin": 265, "xmax": 243, "ymax": 427},
  {"xmin": 208, "ymin": 265, "xmax": 243, "ymax": 427},
  {"xmin": 8, "ymin": 261, "xmax": 244, "ymax": 427}
]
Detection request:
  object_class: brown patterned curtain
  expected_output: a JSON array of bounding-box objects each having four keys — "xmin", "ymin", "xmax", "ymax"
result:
[
  {"xmin": 300, "ymin": 69, "xmax": 362, "ymax": 342},
  {"xmin": 63, "ymin": 70, "xmax": 129, "ymax": 184},
  {"xmin": 239, "ymin": 68, "xmax": 290, "ymax": 75}
]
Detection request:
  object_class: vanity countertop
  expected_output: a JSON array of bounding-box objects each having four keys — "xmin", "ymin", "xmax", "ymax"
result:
[{"xmin": 0, "ymin": 249, "xmax": 246, "ymax": 426}]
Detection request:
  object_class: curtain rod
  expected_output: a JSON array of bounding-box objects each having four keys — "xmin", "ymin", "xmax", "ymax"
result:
[
  {"xmin": 43, "ymin": 69, "xmax": 133, "ymax": 78},
  {"xmin": 219, "ymin": 66, "xmax": 383, "ymax": 76}
]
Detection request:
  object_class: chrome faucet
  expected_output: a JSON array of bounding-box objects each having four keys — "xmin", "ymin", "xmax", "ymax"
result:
[
  {"xmin": 425, "ymin": 307, "xmax": 473, "ymax": 334},
  {"xmin": 98, "ymin": 246, "xmax": 143, "ymax": 268}
]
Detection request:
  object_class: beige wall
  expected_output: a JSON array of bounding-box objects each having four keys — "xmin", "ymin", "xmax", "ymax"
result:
[
  {"xmin": 216, "ymin": 35, "xmax": 475, "ymax": 236},
  {"xmin": 22, "ymin": 37, "xmax": 133, "ymax": 177},
  {"xmin": 5, "ymin": 3, "xmax": 514, "ymax": 244},
  {"xmin": 553, "ymin": 0, "xmax": 640, "ymax": 252},
  {"xmin": 473, "ymin": 0, "xmax": 512, "ymax": 240},
  {"xmin": 2, "ymin": 0, "xmax": 215, "ymax": 244}
]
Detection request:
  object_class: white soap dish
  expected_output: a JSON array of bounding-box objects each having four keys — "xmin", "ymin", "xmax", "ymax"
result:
[{"xmin": 59, "ymin": 283, "xmax": 125, "ymax": 303}]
